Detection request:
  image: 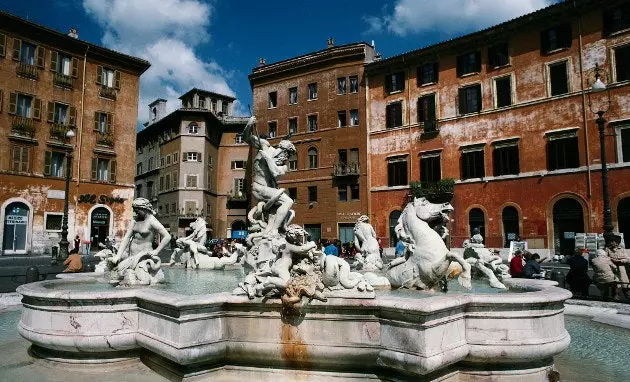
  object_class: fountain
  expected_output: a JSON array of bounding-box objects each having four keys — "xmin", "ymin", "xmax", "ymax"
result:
[{"xmin": 16, "ymin": 117, "xmax": 571, "ymax": 381}]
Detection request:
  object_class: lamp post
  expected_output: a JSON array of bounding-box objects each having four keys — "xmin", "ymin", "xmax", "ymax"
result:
[
  {"xmin": 587, "ymin": 63, "xmax": 613, "ymax": 245},
  {"xmin": 58, "ymin": 128, "xmax": 76, "ymax": 260}
]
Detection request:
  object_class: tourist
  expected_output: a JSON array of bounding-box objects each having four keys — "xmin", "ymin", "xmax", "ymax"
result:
[
  {"xmin": 591, "ymin": 249, "xmax": 619, "ymax": 301},
  {"xmin": 522, "ymin": 253, "xmax": 543, "ymax": 279},
  {"xmin": 395, "ymin": 239, "xmax": 405, "ymax": 257},
  {"xmin": 566, "ymin": 249, "xmax": 591, "ymax": 297},
  {"xmin": 324, "ymin": 240, "xmax": 339, "ymax": 256},
  {"xmin": 73, "ymin": 235, "xmax": 81, "ymax": 253},
  {"xmin": 510, "ymin": 250, "xmax": 524, "ymax": 278},
  {"xmin": 606, "ymin": 234, "xmax": 629, "ymax": 295},
  {"xmin": 63, "ymin": 248, "xmax": 83, "ymax": 273}
]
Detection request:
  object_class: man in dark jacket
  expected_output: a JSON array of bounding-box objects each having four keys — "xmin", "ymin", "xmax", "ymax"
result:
[
  {"xmin": 522, "ymin": 253, "xmax": 542, "ymax": 278},
  {"xmin": 566, "ymin": 249, "xmax": 591, "ymax": 296}
]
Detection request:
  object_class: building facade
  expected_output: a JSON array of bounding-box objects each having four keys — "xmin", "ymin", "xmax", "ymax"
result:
[
  {"xmin": 365, "ymin": 0, "xmax": 630, "ymax": 254},
  {"xmin": 249, "ymin": 40, "xmax": 375, "ymax": 243},
  {"xmin": 135, "ymin": 89, "xmax": 249, "ymax": 239},
  {"xmin": 0, "ymin": 11, "xmax": 150, "ymax": 255}
]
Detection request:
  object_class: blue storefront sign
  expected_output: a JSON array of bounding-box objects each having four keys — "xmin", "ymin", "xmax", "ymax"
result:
[{"xmin": 232, "ymin": 230, "xmax": 248, "ymax": 239}]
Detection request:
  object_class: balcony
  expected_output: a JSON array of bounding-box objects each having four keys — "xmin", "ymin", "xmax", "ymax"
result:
[
  {"xmin": 420, "ymin": 120, "xmax": 439, "ymax": 135},
  {"xmin": 333, "ymin": 162, "xmax": 360, "ymax": 177},
  {"xmin": 53, "ymin": 73, "xmax": 73, "ymax": 89},
  {"xmin": 16, "ymin": 62, "xmax": 39, "ymax": 79},
  {"xmin": 99, "ymin": 86, "xmax": 117, "ymax": 100},
  {"xmin": 50, "ymin": 123, "xmax": 70, "ymax": 141},
  {"xmin": 11, "ymin": 116, "xmax": 36, "ymax": 138},
  {"xmin": 96, "ymin": 132, "xmax": 114, "ymax": 147}
]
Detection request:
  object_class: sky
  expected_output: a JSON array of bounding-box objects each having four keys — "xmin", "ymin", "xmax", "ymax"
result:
[{"xmin": 1, "ymin": 0, "xmax": 562, "ymax": 126}]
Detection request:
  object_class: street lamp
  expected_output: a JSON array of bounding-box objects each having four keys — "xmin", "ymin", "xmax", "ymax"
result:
[
  {"xmin": 58, "ymin": 128, "xmax": 76, "ymax": 260},
  {"xmin": 587, "ymin": 63, "xmax": 613, "ymax": 245}
]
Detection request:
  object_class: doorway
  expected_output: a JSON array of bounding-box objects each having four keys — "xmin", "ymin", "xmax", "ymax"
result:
[
  {"xmin": 469, "ymin": 208, "xmax": 485, "ymax": 240},
  {"xmin": 389, "ymin": 210, "xmax": 401, "ymax": 247},
  {"xmin": 338, "ymin": 223, "xmax": 354, "ymax": 245},
  {"xmin": 553, "ymin": 198, "xmax": 584, "ymax": 256},
  {"xmin": 90, "ymin": 207, "xmax": 111, "ymax": 249},
  {"xmin": 3, "ymin": 202, "xmax": 30, "ymax": 254},
  {"xmin": 502, "ymin": 206, "xmax": 520, "ymax": 247},
  {"xmin": 618, "ymin": 197, "xmax": 630, "ymax": 245}
]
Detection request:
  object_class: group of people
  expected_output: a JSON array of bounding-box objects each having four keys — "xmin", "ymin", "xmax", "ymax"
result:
[
  {"xmin": 510, "ymin": 250, "xmax": 546, "ymax": 279},
  {"xmin": 315, "ymin": 238, "xmax": 383, "ymax": 258}
]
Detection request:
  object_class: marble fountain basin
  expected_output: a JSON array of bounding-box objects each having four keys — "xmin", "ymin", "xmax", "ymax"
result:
[{"xmin": 16, "ymin": 270, "xmax": 571, "ymax": 381}]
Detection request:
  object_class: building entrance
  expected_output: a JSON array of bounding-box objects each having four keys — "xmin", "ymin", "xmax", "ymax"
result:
[
  {"xmin": 3, "ymin": 202, "xmax": 29, "ymax": 254},
  {"xmin": 90, "ymin": 207, "xmax": 110, "ymax": 250},
  {"xmin": 553, "ymin": 198, "xmax": 584, "ymax": 256}
]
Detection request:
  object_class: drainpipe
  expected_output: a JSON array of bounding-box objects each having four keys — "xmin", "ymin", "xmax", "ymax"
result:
[
  {"xmin": 365, "ymin": 71, "xmax": 372, "ymax": 225},
  {"xmin": 576, "ymin": 1, "xmax": 592, "ymax": 197},
  {"xmin": 406, "ymin": 59, "xmax": 413, "ymax": 187},
  {"xmin": 77, "ymin": 45, "xmax": 89, "ymax": 187}
]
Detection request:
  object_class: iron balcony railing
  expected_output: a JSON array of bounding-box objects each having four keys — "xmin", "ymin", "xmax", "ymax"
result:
[
  {"xmin": 96, "ymin": 132, "xmax": 114, "ymax": 147},
  {"xmin": 50, "ymin": 123, "xmax": 70, "ymax": 141},
  {"xmin": 16, "ymin": 62, "xmax": 39, "ymax": 79},
  {"xmin": 333, "ymin": 162, "xmax": 360, "ymax": 177},
  {"xmin": 420, "ymin": 120, "xmax": 439, "ymax": 134},
  {"xmin": 53, "ymin": 73, "xmax": 73, "ymax": 89},
  {"xmin": 98, "ymin": 86, "xmax": 117, "ymax": 100},
  {"xmin": 11, "ymin": 116, "xmax": 36, "ymax": 138}
]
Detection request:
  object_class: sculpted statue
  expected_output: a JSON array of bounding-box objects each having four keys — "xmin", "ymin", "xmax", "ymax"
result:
[
  {"xmin": 463, "ymin": 230, "xmax": 509, "ymax": 289},
  {"xmin": 93, "ymin": 237, "xmax": 117, "ymax": 274},
  {"xmin": 386, "ymin": 197, "xmax": 472, "ymax": 290},
  {"xmin": 108, "ymin": 198, "xmax": 170, "ymax": 286},
  {"xmin": 352, "ymin": 215, "xmax": 383, "ymax": 271}
]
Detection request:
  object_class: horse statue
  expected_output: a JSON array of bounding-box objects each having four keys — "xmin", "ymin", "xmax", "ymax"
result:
[{"xmin": 386, "ymin": 197, "xmax": 472, "ymax": 290}]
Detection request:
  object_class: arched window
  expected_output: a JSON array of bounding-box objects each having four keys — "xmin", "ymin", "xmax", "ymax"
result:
[
  {"xmin": 617, "ymin": 197, "xmax": 630, "ymax": 245},
  {"xmin": 502, "ymin": 206, "xmax": 519, "ymax": 247},
  {"xmin": 469, "ymin": 208, "xmax": 485, "ymax": 240},
  {"xmin": 188, "ymin": 122, "xmax": 198, "ymax": 134},
  {"xmin": 389, "ymin": 210, "xmax": 402, "ymax": 247},
  {"xmin": 308, "ymin": 148, "xmax": 318, "ymax": 169},
  {"xmin": 3, "ymin": 202, "xmax": 30, "ymax": 253},
  {"xmin": 553, "ymin": 198, "xmax": 584, "ymax": 256}
]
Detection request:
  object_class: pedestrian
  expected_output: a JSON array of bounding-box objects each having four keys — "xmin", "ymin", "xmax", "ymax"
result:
[
  {"xmin": 73, "ymin": 235, "xmax": 81, "ymax": 253},
  {"xmin": 63, "ymin": 248, "xmax": 83, "ymax": 273},
  {"xmin": 395, "ymin": 239, "xmax": 405, "ymax": 257},
  {"xmin": 566, "ymin": 249, "xmax": 591, "ymax": 297},
  {"xmin": 510, "ymin": 250, "xmax": 524, "ymax": 278},
  {"xmin": 591, "ymin": 249, "xmax": 619, "ymax": 301},
  {"xmin": 522, "ymin": 253, "xmax": 543, "ymax": 279},
  {"xmin": 606, "ymin": 234, "xmax": 629, "ymax": 296},
  {"xmin": 324, "ymin": 240, "xmax": 339, "ymax": 256}
]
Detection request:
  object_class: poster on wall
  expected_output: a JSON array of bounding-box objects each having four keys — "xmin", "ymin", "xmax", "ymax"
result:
[{"xmin": 508, "ymin": 241, "xmax": 528, "ymax": 262}]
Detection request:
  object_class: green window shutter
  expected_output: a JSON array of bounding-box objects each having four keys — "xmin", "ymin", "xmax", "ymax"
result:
[
  {"xmin": 12, "ymin": 38, "xmax": 21, "ymax": 61},
  {"xmin": 197, "ymin": 152, "xmax": 202, "ymax": 162},
  {"xmin": 182, "ymin": 152, "xmax": 188, "ymax": 162},
  {"xmin": 71, "ymin": 57, "xmax": 78, "ymax": 78},
  {"xmin": 106, "ymin": 113, "xmax": 113, "ymax": 133},
  {"xmin": 114, "ymin": 70, "xmax": 121, "ymax": 89},
  {"xmin": 96, "ymin": 65, "xmax": 103, "ymax": 85},
  {"xmin": 35, "ymin": 46, "xmax": 45, "ymax": 68},
  {"xmin": 91, "ymin": 158, "xmax": 97, "ymax": 180},
  {"xmin": 50, "ymin": 51, "xmax": 58, "ymax": 72},
  {"xmin": 109, "ymin": 160, "xmax": 117, "ymax": 183},
  {"xmin": 0, "ymin": 33, "xmax": 6, "ymax": 57},
  {"xmin": 8, "ymin": 92, "xmax": 16, "ymax": 114},
  {"xmin": 44, "ymin": 151, "xmax": 51, "ymax": 175},
  {"xmin": 47, "ymin": 101, "xmax": 55, "ymax": 122},
  {"xmin": 21, "ymin": 147, "xmax": 29, "ymax": 172},
  {"xmin": 33, "ymin": 98, "xmax": 42, "ymax": 120},
  {"xmin": 11, "ymin": 146, "xmax": 19, "ymax": 171},
  {"xmin": 69, "ymin": 106, "xmax": 76, "ymax": 126},
  {"xmin": 93, "ymin": 112, "xmax": 99, "ymax": 131}
]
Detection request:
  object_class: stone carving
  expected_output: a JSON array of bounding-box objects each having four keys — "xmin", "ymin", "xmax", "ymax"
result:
[
  {"xmin": 386, "ymin": 197, "xmax": 472, "ymax": 290},
  {"xmin": 352, "ymin": 215, "xmax": 383, "ymax": 271},
  {"xmin": 234, "ymin": 117, "xmax": 374, "ymax": 302},
  {"xmin": 107, "ymin": 198, "xmax": 170, "ymax": 286},
  {"xmin": 93, "ymin": 237, "xmax": 117, "ymax": 274},
  {"xmin": 463, "ymin": 230, "xmax": 509, "ymax": 289}
]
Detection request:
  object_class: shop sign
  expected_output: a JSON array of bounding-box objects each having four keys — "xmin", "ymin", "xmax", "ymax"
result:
[
  {"xmin": 6, "ymin": 215, "xmax": 27, "ymax": 225},
  {"xmin": 79, "ymin": 194, "xmax": 125, "ymax": 204}
]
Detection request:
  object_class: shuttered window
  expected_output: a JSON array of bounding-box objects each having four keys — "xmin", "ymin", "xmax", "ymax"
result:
[
  {"xmin": 11, "ymin": 145, "xmax": 30, "ymax": 172},
  {"xmin": 0, "ymin": 33, "xmax": 6, "ymax": 57},
  {"xmin": 458, "ymin": 84, "xmax": 482, "ymax": 115},
  {"xmin": 457, "ymin": 51, "xmax": 481, "ymax": 76},
  {"xmin": 44, "ymin": 151, "xmax": 66, "ymax": 177},
  {"xmin": 385, "ymin": 102, "xmax": 403, "ymax": 129},
  {"xmin": 91, "ymin": 157, "xmax": 116, "ymax": 183},
  {"xmin": 540, "ymin": 24, "xmax": 572, "ymax": 54},
  {"xmin": 93, "ymin": 112, "xmax": 113, "ymax": 133},
  {"xmin": 96, "ymin": 65, "xmax": 121, "ymax": 89}
]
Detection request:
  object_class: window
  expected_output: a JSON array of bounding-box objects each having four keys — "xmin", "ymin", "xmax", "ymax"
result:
[
  {"xmin": 146, "ymin": 181, "xmax": 154, "ymax": 199},
  {"xmin": 148, "ymin": 157, "xmax": 154, "ymax": 171},
  {"xmin": 54, "ymin": 52, "xmax": 73, "ymax": 76},
  {"xmin": 337, "ymin": 111, "xmax": 347, "ymax": 127},
  {"xmin": 349, "ymin": 75, "xmax": 359, "ymax": 93},
  {"xmin": 308, "ymin": 148, "xmax": 318, "ymax": 168},
  {"xmin": 19, "ymin": 41, "xmax": 36, "ymax": 65},
  {"xmin": 288, "ymin": 187, "xmax": 297, "ymax": 202},
  {"xmin": 211, "ymin": 99, "xmax": 217, "ymax": 112},
  {"xmin": 94, "ymin": 112, "xmax": 112, "ymax": 133},
  {"xmin": 45, "ymin": 213, "xmax": 63, "ymax": 231},
  {"xmin": 207, "ymin": 155, "xmax": 213, "ymax": 168},
  {"xmin": 173, "ymin": 171, "xmax": 178, "ymax": 189},
  {"xmin": 165, "ymin": 203, "xmax": 170, "ymax": 215},
  {"xmin": 235, "ymin": 134, "xmax": 244, "ymax": 144},
  {"xmin": 289, "ymin": 87, "xmax": 298, "ymax": 105},
  {"xmin": 308, "ymin": 83, "xmax": 317, "ymax": 100},
  {"xmin": 385, "ymin": 72, "xmax": 405, "ymax": 93},
  {"xmin": 135, "ymin": 184, "xmax": 142, "ymax": 198},
  {"xmin": 495, "ymin": 76, "xmax": 512, "ymax": 108},
  {"xmin": 604, "ymin": 4, "xmax": 630, "ymax": 36},
  {"xmin": 92, "ymin": 158, "xmax": 116, "ymax": 183},
  {"xmin": 186, "ymin": 152, "xmax": 199, "ymax": 162},
  {"xmin": 186, "ymin": 174, "xmax": 198, "ymax": 188},
  {"xmin": 160, "ymin": 156, "xmax": 165, "ymax": 168},
  {"xmin": 493, "ymin": 142, "xmax": 520, "ymax": 176},
  {"xmin": 461, "ymin": 147, "xmax": 485, "ymax": 180},
  {"xmin": 549, "ymin": 61, "xmax": 569, "ymax": 96},
  {"xmin": 172, "ymin": 152, "xmax": 179, "ymax": 164},
  {"xmin": 349, "ymin": 109, "xmax": 359, "ymax": 126},
  {"xmin": 417, "ymin": 94, "xmax": 437, "ymax": 132},
  {"xmin": 307, "ymin": 115, "xmax": 318, "ymax": 132},
  {"xmin": 304, "ymin": 224, "xmax": 321, "ymax": 242},
  {"xmin": 165, "ymin": 174, "xmax": 171, "ymax": 190},
  {"xmin": 188, "ymin": 122, "xmax": 198, "ymax": 134},
  {"xmin": 288, "ymin": 118, "xmax": 298, "ymax": 134},
  {"xmin": 620, "ymin": 127, "xmax": 630, "ymax": 162},
  {"xmin": 386, "ymin": 102, "xmax": 403, "ymax": 129},
  {"xmin": 338, "ymin": 185, "xmax": 348, "ymax": 202},
  {"xmin": 540, "ymin": 24, "xmax": 572, "ymax": 54},
  {"xmin": 97, "ymin": 66, "xmax": 119, "ymax": 88},
  {"xmin": 268, "ymin": 121, "xmax": 277, "ymax": 138},
  {"xmin": 420, "ymin": 154, "xmax": 441, "ymax": 184},
  {"xmin": 222, "ymin": 102, "xmax": 228, "ymax": 115},
  {"xmin": 136, "ymin": 163, "xmax": 143, "ymax": 175},
  {"xmin": 308, "ymin": 186, "xmax": 318, "ymax": 203},
  {"xmin": 488, "ymin": 43, "xmax": 509, "ymax": 67},
  {"xmin": 159, "ymin": 176, "xmax": 164, "ymax": 192},
  {"xmin": 15, "ymin": 94, "xmax": 33, "ymax": 117},
  {"xmin": 231, "ymin": 160, "xmax": 246, "ymax": 169},
  {"xmin": 547, "ymin": 134, "xmax": 579, "ymax": 170},
  {"xmin": 350, "ymin": 183, "xmax": 359, "ymax": 200},
  {"xmin": 417, "ymin": 63, "xmax": 438, "ymax": 85},
  {"xmin": 457, "ymin": 51, "xmax": 481, "ymax": 76},
  {"xmin": 614, "ymin": 45, "xmax": 630, "ymax": 82},
  {"xmin": 458, "ymin": 84, "xmax": 482, "ymax": 115},
  {"xmin": 207, "ymin": 169, "xmax": 212, "ymax": 189},
  {"xmin": 268, "ymin": 91, "xmax": 277, "ymax": 108},
  {"xmin": 387, "ymin": 156, "xmax": 408, "ymax": 187},
  {"xmin": 172, "ymin": 203, "xmax": 177, "ymax": 214},
  {"xmin": 166, "ymin": 155, "xmax": 171, "ymax": 165},
  {"xmin": 288, "ymin": 152, "xmax": 297, "ymax": 171},
  {"xmin": 199, "ymin": 98, "xmax": 206, "ymax": 109},
  {"xmin": 337, "ymin": 77, "xmax": 347, "ymax": 95},
  {"xmin": 11, "ymin": 145, "xmax": 30, "ymax": 172},
  {"xmin": 234, "ymin": 178, "xmax": 245, "ymax": 194},
  {"xmin": 184, "ymin": 201, "xmax": 197, "ymax": 215},
  {"xmin": 44, "ymin": 151, "xmax": 66, "ymax": 177}
]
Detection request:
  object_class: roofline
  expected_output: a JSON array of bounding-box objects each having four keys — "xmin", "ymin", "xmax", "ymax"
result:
[
  {"xmin": 0, "ymin": 10, "xmax": 151, "ymax": 74},
  {"xmin": 178, "ymin": 88, "xmax": 237, "ymax": 101}
]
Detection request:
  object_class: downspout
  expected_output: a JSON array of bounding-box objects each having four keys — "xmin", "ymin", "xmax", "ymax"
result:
[
  {"xmin": 406, "ymin": 59, "xmax": 413, "ymax": 186},
  {"xmin": 76, "ymin": 45, "xmax": 89, "ymax": 186},
  {"xmin": 576, "ymin": 1, "xmax": 592, "ymax": 197},
  {"xmin": 365, "ymin": 71, "xmax": 372, "ymax": 224}
]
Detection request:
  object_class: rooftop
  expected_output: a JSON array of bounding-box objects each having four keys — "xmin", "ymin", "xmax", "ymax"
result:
[{"xmin": 178, "ymin": 88, "xmax": 237, "ymax": 101}]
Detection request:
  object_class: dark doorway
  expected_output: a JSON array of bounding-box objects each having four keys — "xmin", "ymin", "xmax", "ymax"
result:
[
  {"xmin": 469, "ymin": 208, "xmax": 485, "ymax": 240},
  {"xmin": 3, "ymin": 202, "xmax": 29, "ymax": 254},
  {"xmin": 389, "ymin": 210, "xmax": 402, "ymax": 247},
  {"xmin": 90, "ymin": 207, "xmax": 110, "ymax": 250},
  {"xmin": 618, "ymin": 197, "xmax": 630, "ymax": 245},
  {"xmin": 502, "ymin": 206, "xmax": 519, "ymax": 247},
  {"xmin": 553, "ymin": 198, "xmax": 584, "ymax": 256}
]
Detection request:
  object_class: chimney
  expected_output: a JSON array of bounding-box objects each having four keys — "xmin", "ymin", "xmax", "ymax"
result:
[
  {"xmin": 148, "ymin": 99, "xmax": 167, "ymax": 125},
  {"xmin": 68, "ymin": 28, "xmax": 79, "ymax": 39},
  {"xmin": 327, "ymin": 37, "xmax": 334, "ymax": 48},
  {"xmin": 258, "ymin": 58, "xmax": 266, "ymax": 67}
]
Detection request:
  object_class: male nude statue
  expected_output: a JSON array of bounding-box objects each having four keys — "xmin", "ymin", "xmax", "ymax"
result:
[{"xmin": 243, "ymin": 116, "xmax": 296, "ymax": 235}]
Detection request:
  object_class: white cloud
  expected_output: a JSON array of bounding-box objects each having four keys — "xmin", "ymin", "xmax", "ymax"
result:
[
  {"xmin": 83, "ymin": 0, "xmax": 240, "ymax": 124},
  {"xmin": 368, "ymin": 0, "xmax": 557, "ymax": 36}
]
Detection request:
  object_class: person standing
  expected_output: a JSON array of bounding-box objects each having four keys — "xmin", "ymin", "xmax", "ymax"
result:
[
  {"xmin": 592, "ymin": 249, "xmax": 619, "ymax": 301},
  {"xmin": 510, "ymin": 250, "xmax": 524, "ymax": 278},
  {"xmin": 73, "ymin": 235, "xmax": 81, "ymax": 254},
  {"xmin": 566, "ymin": 249, "xmax": 591, "ymax": 297},
  {"xmin": 324, "ymin": 240, "xmax": 339, "ymax": 256},
  {"xmin": 395, "ymin": 239, "xmax": 405, "ymax": 257}
]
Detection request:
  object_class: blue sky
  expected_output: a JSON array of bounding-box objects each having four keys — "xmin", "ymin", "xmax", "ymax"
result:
[{"xmin": 1, "ymin": 0, "xmax": 560, "ymax": 124}]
